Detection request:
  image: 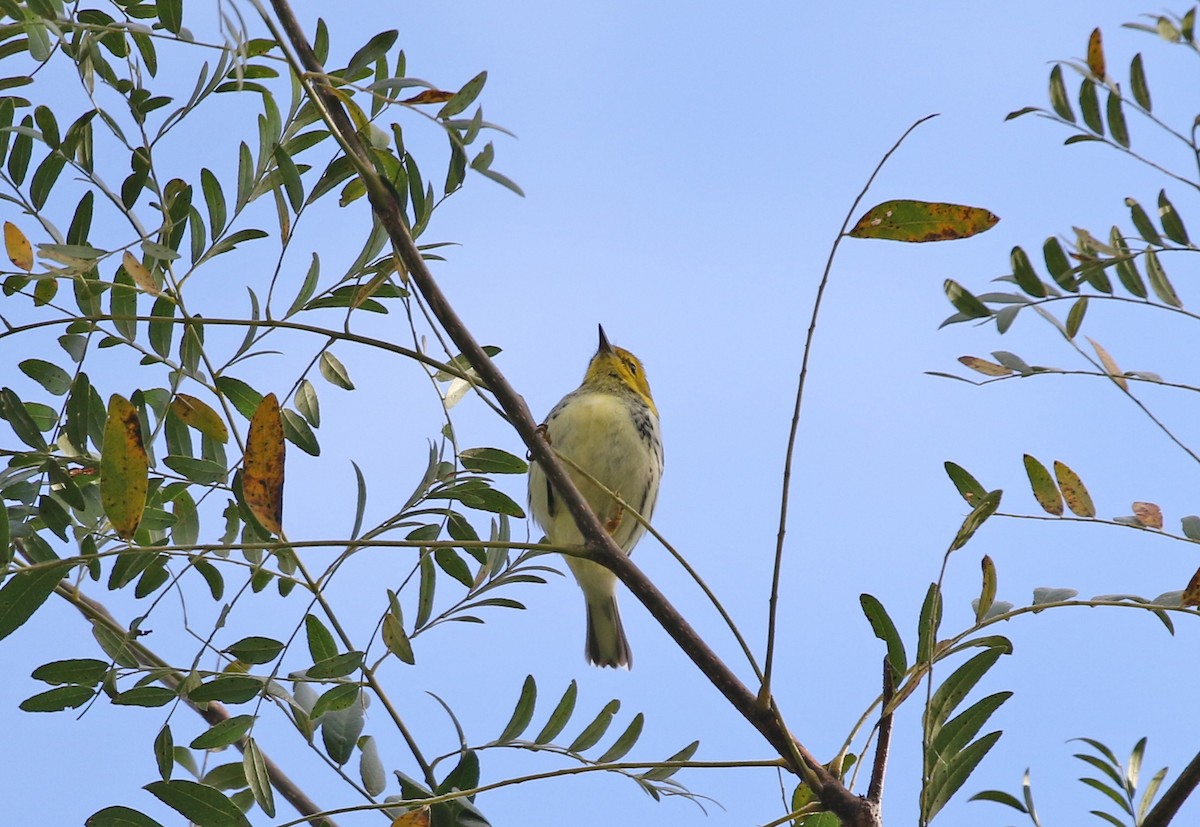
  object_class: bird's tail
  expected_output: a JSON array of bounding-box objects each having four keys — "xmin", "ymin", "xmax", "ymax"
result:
[{"xmin": 585, "ymin": 593, "xmax": 631, "ymax": 668}]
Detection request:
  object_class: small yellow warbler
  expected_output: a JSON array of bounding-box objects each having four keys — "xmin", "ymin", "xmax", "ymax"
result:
[{"xmin": 528, "ymin": 325, "xmax": 663, "ymax": 668}]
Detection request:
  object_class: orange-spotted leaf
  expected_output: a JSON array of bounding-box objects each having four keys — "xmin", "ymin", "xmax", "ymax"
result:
[
  {"xmin": 390, "ymin": 807, "xmax": 431, "ymax": 827},
  {"xmin": 1023, "ymin": 454, "xmax": 1063, "ymax": 516},
  {"xmin": 122, "ymin": 250, "xmax": 160, "ymax": 296},
  {"xmin": 100, "ymin": 394, "xmax": 148, "ymax": 540},
  {"xmin": 401, "ymin": 89, "xmax": 455, "ymax": 105},
  {"xmin": 4, "ymin": 221, "xmax": 33, "ymax": 271},
  {"xmin": 171, "ymin": 394, "xmax": 229, "ymax": 443},
  {"xmin": 1086, "ymin": 337, "xmax": 1128, "ymax": 391},
  {"xmin": 958, "ymin": 356, "xmax": 1012, "ymax": 377},
  {"xmin": 1053, "ymin": 460, "xmax": 1095, "ymax": 518},
  {"xmin": 849, "ymin": 200, "xmax": 1000, "ymax": 243},
  {"xmin": 243, "ymin": 393, "xmax": 285, "ymax": 535},
  {"xmin": 1132, "ymin": 501, "xmax": 1163, "ymax": 529},
  {"xmin": 1183, "ymin": 566, "xmax": 1200, "ymax": 607},
  {"xmin": 1087, "ymin": 28, "xmax": 1106, "ymax": 79}
]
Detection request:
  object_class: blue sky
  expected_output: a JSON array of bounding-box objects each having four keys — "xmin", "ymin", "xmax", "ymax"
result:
[{"xmin": 3, "ymin": 1, "xmax": 1199, "ymax": 825}]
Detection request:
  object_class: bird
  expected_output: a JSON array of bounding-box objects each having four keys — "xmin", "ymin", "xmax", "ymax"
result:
[{"xmin": 528, "ymin": 325, "xmax": 663, "ymax": 668}]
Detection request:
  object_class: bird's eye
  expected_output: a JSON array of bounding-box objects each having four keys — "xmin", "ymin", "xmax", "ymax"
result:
[{"xmin": 623, "ymin": 359, "xmax": 638, "ymax": 375}]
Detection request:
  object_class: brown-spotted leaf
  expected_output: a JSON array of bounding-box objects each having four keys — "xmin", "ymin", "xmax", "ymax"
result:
[
  {"xmin": 1053, "ymin": 460, "xmax": 1095, "ymax": 518},
  {"xmin": 1132, "ymin": 501, "xmax": 1163, "ymax": 529},
  {"xmin": 4, "ymin": 221, "xmax": 33, "ymax": 271},
  {"xmin": 1023, "ymin": 454, "xmax": 1063, "ymax": 516},
  {"xmin": 401, "ymin": 89, "xmax": 455, "ymax": 105},
  {"xmin": 849, "ymin": 200, "xmax": 1000, "ymax": 243},
  {"xmin": 958, "ymin": 356, "xmax": 1012, "ymax": 377},
  {"xmin": 1087, "ymin": 28, "xmax": 1106, "ymax": 79},
  {"xmin": 171, "ymin": 394, "xmax": 229, "ymax": 443},
  {"xmin": 1183, "ymin": 566, "xmax": 1200, "ymax": 607},
  {"xmin": 100, "ymin": 394, "xmax": 148, "ymax": 540},
  {"xmin": 122, "ymin": 250, "xmax": 160, "ymax": 296},
  {"xmin": 243, "ymin": 393, "xmax": 284, "ymax": 536},
  {"xmin": 1086, "ymin": 337, "xmax": 1128, "ymax": 391}
]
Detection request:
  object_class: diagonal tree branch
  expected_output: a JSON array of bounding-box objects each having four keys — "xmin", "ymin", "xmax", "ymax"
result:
[
  {"xmin": 262, "ymin": 2, "xmax": 878, "ymax": 824},
  {"xmin": 1143, "ymin": 747, "xmax": 1200, "ymax": 827}
]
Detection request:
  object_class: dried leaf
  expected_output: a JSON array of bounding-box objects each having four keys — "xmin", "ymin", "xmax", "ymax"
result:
[
  {"xmin": 401, "ymin": 90, "xmax": 454, "ymax": 105},
  {"xmin": 1053, "ymin": 461, "xmax": 1095, "ymax": 518},
  {"xmin": 122, "ymin": 250, "xmax": 160, "ymax": 296},
  {"xmin": 243, "ymin": 393, "xmax": 285, "ymax": 535},
  {"xmin": 1087, "ymin": 337, "xmax": 1127, "ymax": 391},
  {"xmin": 1132, "ymin": 501, "xmax": 1163, "ymax": 529},
  {"xmin": 4, "ymin": 221, "xmax": 33, "ymax": 271},
  {"xmin": 958, "ymin": 356, "xmax": 1012, "ymax": 377},
  {"xmin": 849, "ymin": 200, "xmax": 1000, "ymax": 242},
  {"xmin": 1183, "ymin": 567, "xmax": 1200, "ymax": 608},
  {"xmin": 100, "ymin": 395, "xmax": 148, "ymax": 540},
  {"xmin": 1087, "ymin": 28, "xmax": 1106, "ymax": 79}
]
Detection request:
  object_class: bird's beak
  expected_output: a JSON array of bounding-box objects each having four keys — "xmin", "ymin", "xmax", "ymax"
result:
[{"xmin": 597, "ymin": 324, "xmax": 612, "ymax": 353}]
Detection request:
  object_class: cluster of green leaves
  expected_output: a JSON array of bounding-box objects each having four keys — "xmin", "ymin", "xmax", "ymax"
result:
[
  {"xmin": 0, "ymin": 4, "xmax": 587, "ymax": 827},
  {"xmin": 974, "ymin": 738, "xmax": 1168, "ymax": 827}
]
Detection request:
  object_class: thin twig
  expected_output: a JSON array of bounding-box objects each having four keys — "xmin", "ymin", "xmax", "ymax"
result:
[
  {"xmin": 867, "ymin": 657, "xmax": 894, "ymax": 804},
  {"xmin": 760, "ymin": 114, "xmax": 939, "ymax": 703}
]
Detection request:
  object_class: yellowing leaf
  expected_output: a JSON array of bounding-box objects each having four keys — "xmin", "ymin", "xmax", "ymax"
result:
[
  {"xmin": 243, "ymin": 393, "xmax": 285, "ymax": 535},
  {"xmin": 4, "ymin": 221, "xmax": 33, "ymax": 271},
  {"xmin": 1087, "ymin": 28, "xmax": 1106, "ymax": 80},
  {"xmin": 100, "ymin": 395, "xmax": 148, "ymax": 540},
  {"xmin": 1053, "ymin": 460, "xmax": 1095, "ymax": 518},
  {"xmin": 401, "ymin": 89, "xmax": 455, "ymax": 105},
  {"xmin": 1023, "ymin": 454, "xmax": 1063, "ymax": 516},
  {"xmin": 1183, "ymin": 566, "xmax": 1200, "ymax": 607},
  {"xmin": 170, "ymin": 394, "xmax": 229, "ymax": 443},
  {"xmin": 390, "ymin": 807, "xmax": 431, "ymax": 827},
  {"xmin": 1086, "ymin": 337, "xmax": 1128, "ymax": 391},
  {"xmin": 1132, "ymin": 501, "xmax": 1163, "ymax": 529},
  {"xmin": 958, "ymin": 356, "xmax": 1012, "ymax": 377},
  {"xmin": 976, "ymin": 555, "xmax": 997, "ymax": 623},
  {"xmin": 849, "ymin": 200, "xmax": 1000, "ymax": 243},
  {"xmin": 122, "ymin": 250, "xmax": 160, "ymax": 296}
]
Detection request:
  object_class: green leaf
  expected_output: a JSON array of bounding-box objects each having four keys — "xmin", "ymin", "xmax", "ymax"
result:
[
  {"xmin": 949, "ymin": 489, "xmax": 1003, "ymax": 551},
  {"xmin": 286, "ymin": 253, "xmax": 320, "ymax": 317},
  {"xmin": 859, "ymin": 594, "xmax": 907, "ymax": 679},
  {"xmin": 496, "ymin": 675, "xmax": 536, "ymax": 743},
  {"xmin": 1065, "ymin": 296, "xmax": 1087, "ymax": 339},
  {"xmin": 215, "ymin": 376, "xmax": 263, "ymax": 420},
  {"xmin": 20, "ymin": 684, "xmax": 96, "ymax": 711},
  {"xmin": 307, "ymin": 651, "xmax": 364, "ymax": 680},
  {"xmin": 1157, "ymin": 190, "xmax": 1189, "ymax": 246},
  {"xmin": 319, "ymin": 351, "xmax": 354, "ymax": 390},
  {"xmin": 943, "ymin": 462, "xmax": 986, "ymax": 504},
  {"xmin": 416, "ymin": 552, "xmax": 436, "ymax": 628},
  {"xmin": 381, "ymin": 612, "xmax": 414, "ymax": 664},
  {"xmin": 358, "ymin": 735, "xmax": 386, "ymax": 797},
  {"xmin": 0, "ymin": 562, "xmax": 68, "ymax": 643},
  {"xmin": 943, "ymin": 280, "xmax": 992, "ymax": 320},
  {"xmin": 225, "ymin": 636, "xmax": 284, "ymax": 665},
  {"xmin": 1079, "ymin": 79, "xmax": 1103, "ymax": 134},
  {"xmin": 927, "ymin": 649, "xmax": 1007, "ymax": 732},
  {"xmin": 641, "ymin": 739, "xmax": 700, "ymax": 782},
  {"xmin": 1009, "ymin": 247, "xmax": 1045, "ymax": 297},
  {"xmin": 281, "ymin": 408, "xmax": 320, "ymax": 456},
  {"xmin": 31, "ymin": 658, "xmax": 108, "ymax": 685},
  {"xmin": 1129, "ymin": 53, "xmax": 1151, "ymax": 111},
  {"xmin": 85, "ymin": 806, "xmax": 166, "ymax": 827},
  {"xmin": 924, "ymin": 731, "xmax": 1003, "ymax": 821},
  {"xmin": 144, "ymin": 780, "xmax": 251, "ymax": 827},
  {"xmin": 113, "ymin": 686, "xmax": 177, "ymax": 707},
  {"xmin": 157, "ymin": 0, "xmax": 182, "ymax": 34},
  {"xmin": 200, "ymin": 168, "xmax": 226, "ymax": 238},
  {"xmin": 187, "ymin": 676, "xmax": 263, "ymax": 704},
  {"xmin": 312, "ymin": 684, "xmax": 360, "ymax": 719},
  {"xmin": 345, "ymin": 30, "xmax": 398, "ymax": 76},
  {"xmin": 930, "ymin": 691, "xmax": 1012, "ymax": 767},
  {"xmin": 595, "ymin": 713, "xmax": 644, "ymax": 764},
  {"xmin": 243, "ymin": 738, "xmax": 275, "ymax": 817},
  {"xmin": 1126, "ymin": 197, "xmax": 1163, "ymax": 245},
  {"xmin": 1, "ymin": 387, "xmax": 49, "ymax": 450},
  {"xmin": 459, "ymin": 447, "xmax": 528, "ymax": 475},
  {"xmin": 534, "ymin": 680, "xmax": 578, "ymax": 744},
  {"xmin": 305, "ymin": 614, "xmax": 338, "ymax": 663},
  {"xmin": 1106, "ymin": 91, "xmax": 1129, "ymax": 147},
  {"xmin": 568, "ymin": 699, "xmax": 620, "ymax": 752},
  {"xmin": 189, "ymin": 716, "xmax": 254, "ymax": 750},
  {"xmin": 438, "ymin": 70, "xmax": 487, "ymax": 119},
  {"xmin": 19, "ymin": 358, "xmax": 71, "ymax": 395},
  {"xmin": 30, "ymin": 152, "xmax": 66, "ymax": 211},
  {"xmin": 321, "ymin": 693, "xmax": 365, "ymax": 765},
  {"xmin": 917, "ymin": 582, "xmax": 942, "ymax": 666},
  {"xmin": 975, "ymin": 556, "xmax": 997, "ymax": 624},
  {"xmin": 1023, "ymin": 455, "xmax": 1063, "ymax": 515},
  {"xmin": 155, "ymin": 725, "xmax": 173, "ymax": 780},
  {"xmin": 1049, "ymin": 64, "xmax": 1075, "ymax": 121},
  {"xmin": 437, "ymin": 749, "xmax": 480, "ymax": 796}
]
